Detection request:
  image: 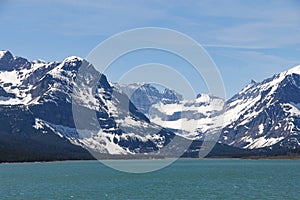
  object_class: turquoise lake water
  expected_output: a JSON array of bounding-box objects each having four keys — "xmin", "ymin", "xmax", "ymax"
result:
[{"xmin": 0, "ymin": 159, "xmax": 299, "ymax": 200}]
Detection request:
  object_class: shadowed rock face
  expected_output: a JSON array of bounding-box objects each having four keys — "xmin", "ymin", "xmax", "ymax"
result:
[
  {"xmin": 119, "ymin": 66, "xmax": 300, "ymax": 150},
  {"xmin": 119, "ymin": 83, "xmax": 183, "ymax": 115},
  {"xmin": 0, "ymin": 51, "xmax": 31, "ymax": 71},
  {"xmin": 221, "ymin": 67, "xmax": 300, "ymax": 150},
  {"xmin": 0, "ymin": 51, "xmax": 176, "ymax": 156},
  {"xmin": 0, "ymin": 50, "xmax": 299, "ymax": 160}
]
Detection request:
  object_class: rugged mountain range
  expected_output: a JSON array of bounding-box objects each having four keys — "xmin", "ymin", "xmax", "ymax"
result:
[
  {"xmin": 221, "ymin": 66, "xmax": 300, "ymax": 150},
  {"xmin": 0, "ymin": 50, "xmax": 179, "ymax": 160},
  {"xmin": 121, "ymin": 87, "xmax": 227, "ymax": 142},
  {"xmin": 122, "ymin": 67, "xmax": 300, "ymax": 151},
  {"xmin": 0, "ymin": 50, "xmax": 299, "ymax": 161}
]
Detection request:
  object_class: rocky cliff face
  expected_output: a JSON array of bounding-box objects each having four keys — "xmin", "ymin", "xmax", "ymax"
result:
[
  {"xmin": 221, "ymin": 65, "xmax": 300, "ymax": 150},
  {"xmin": 119, "ymin": 83, "xmax": 183, "ymax": 115},
  {"xmin": 0, "ymin": 51, "xmax": 175, "ymax": 156},
  {"xmin": 1, "ymin": 50, "xmax": 299, "ymax": 159},
  {"xmin": 121, "ymin": 66, "xmax": 300, "ymax": 150}
]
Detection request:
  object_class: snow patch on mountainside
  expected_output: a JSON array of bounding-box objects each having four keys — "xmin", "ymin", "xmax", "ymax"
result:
[
  {"xmin": 258, "ymin": 124, "xmax": 264, "ymax": 135},
  {"xmin": 148, "ymin": 94, "xmax": 225, "ymax": 140},
  {"xmin": 243, "ymin": 136, "xmax": 285, "ymax": 149},
  {"xmin": 224, "ymin": 95, "xmax": 261, "ymax": 126},
  {"xmin": 0, "ymin": 70, "xmax": 20, "ymax": 85},
  {"xmin": 33, "ymin": 118, "xmax": 44, "ymax": 130},
  {"xmin": 79, "ymin": 131, "xmax": 129, "ymax": 154},
  {"xmin": 0, "ymin": 50, "xmax": 9, "ymax": 58},
  {"xmin": 289, "ymin": 102, "xmax": 300, "ymax": 116},
  {"xmin": 33, "ymin": 118, "xmax": 129, "ymax": 154}
]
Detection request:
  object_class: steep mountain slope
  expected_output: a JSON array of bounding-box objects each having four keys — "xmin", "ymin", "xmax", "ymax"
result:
[
  {"xmin": 148, "ymin": 94, "xmax": 224, "ymax": 140},
  {"xmin": 124, "ymin": 66, "xmax": 300, "ymax": 151},
  {"xmin": 118, "ymin": 83, "xmax": 225, "ymax": 140},
  {"xmin": 1, "ymin": 50, "xmax": 298, "ymax": 159},
  {"xmin": 0, "ymin": 105, "xmax": 93, "ymax": 162},
  {"xmin": 119, "ymin": 83, "xmax": 183, "ymax": 115},
  {"xmin": 221, "ymin": 65, "xmax": 300, "ymax": 149},
  {"xmin": 0, "ymin": 51, "xmax": 175, "ymax": 156}
]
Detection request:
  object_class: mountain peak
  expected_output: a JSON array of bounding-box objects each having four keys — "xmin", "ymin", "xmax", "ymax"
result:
[
  {"xmin": 32, "ymin": 59, "xmax": 47, "ymax": 65},
  {"xmin": 0, "ymin": 50, "xmax": 15, "ymax": 71},
  {"xmin": 0, "ymin": 50, "xmax": 13, "ymax": 61},
  {"xmin": 0, "ymin": 50, "xmax": 12, "ymax": 59},
  {"xmin": 284, "ymin": 64, "xmax": 300, "ymax": 76},
  {"xmin": 63, "ymin": 56, "xmax": 83, "ymax": 63},
  {"xmin": 57, "ymin": 56, "xmax": 84, "ymax": 72}
]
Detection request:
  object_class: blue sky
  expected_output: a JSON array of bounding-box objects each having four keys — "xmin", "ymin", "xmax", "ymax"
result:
[{"xmin": 0, "ymin": 0, "xmax": 299, "ymax": 98}]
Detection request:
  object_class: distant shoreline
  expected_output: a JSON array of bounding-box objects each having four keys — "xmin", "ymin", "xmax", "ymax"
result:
[{"xmin": 2, "ymin": 155, "xmax": 300, "ymax": 164}]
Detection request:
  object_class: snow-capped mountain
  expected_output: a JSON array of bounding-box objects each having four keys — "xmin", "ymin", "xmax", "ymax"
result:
[
  {"xmin": 221, "ymin": 65, "xmax": 300, "ymax": 150},
  {"xmin": 0, "ymin": 50, "xmax": 175, "ymax": 156},
  {"xmin": 119, "ymin": 83, "xmax": 183, "ymax": 115},
  {"xmin": 123, "ymin": 66, "xmax": 300, "ymax": 150},
  {"xmin": 118, "ymin": 83, "xmax": 223, "ymax": 140},
  {"xmin": 148, "ymin": 94, "xmax": 224, "ymax": 140},
  {"xmin": 1, "ymin": 50, "xmax": 299, "ymax": 160},
  {"xmin": 119, "ymin": 83, "xmax": 226, "ymax": 142}
]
